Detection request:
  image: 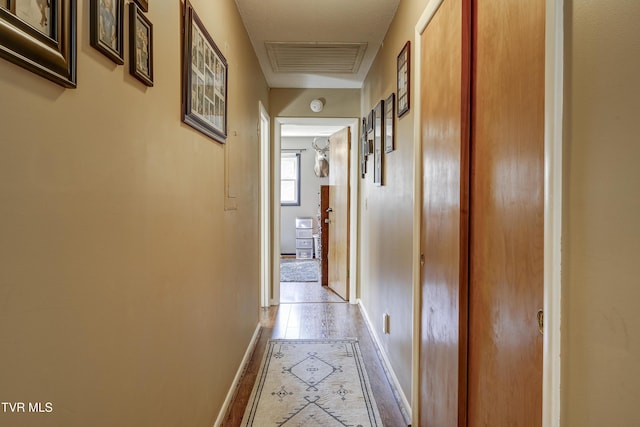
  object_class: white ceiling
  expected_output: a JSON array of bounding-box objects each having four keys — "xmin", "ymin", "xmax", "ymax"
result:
[{"xmin": 234, "ymin": 0, "xmax": 400, "ymax": 88}]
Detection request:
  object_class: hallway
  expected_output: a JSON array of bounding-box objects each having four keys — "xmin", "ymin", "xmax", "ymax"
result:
[{"xmin": 222, "ymin": 283, "xmax": 408, "ymax": 426}]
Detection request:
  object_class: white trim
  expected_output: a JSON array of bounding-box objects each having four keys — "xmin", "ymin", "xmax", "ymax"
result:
[
  {"xmin": 273, "ymin": 117, "xmax": 360, "ymax": 304},
  {"xmin": 273, "ymin": 120, "xmax": 282, "ymax": 306},
  {"xmin": 412, "ymin": 2, "xmax": 444, "ymax": 425},
  {"xmin": 259, "ymin": 102, "xmax": 271, "ymax": 308},
  {"xmin": 359, "ymin": 300, "xmax": 412, "ymax": 424},
  {"xmin": 543, "ymin": 0, "xmax": 563, "ymax": 426},
  {"xmin": 213, "ymin": 323, "xmax": 262, "ymax": 427}
]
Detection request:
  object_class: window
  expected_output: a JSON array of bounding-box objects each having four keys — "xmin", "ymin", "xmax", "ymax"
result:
[{"xmin": 281, "ymin": 153, "xmax": 301, "ymax": 206}]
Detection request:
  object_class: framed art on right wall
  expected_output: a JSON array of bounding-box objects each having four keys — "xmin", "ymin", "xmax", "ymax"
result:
[{"xmin": 397, "ymin": 41, "xmax": 410, "ymax": 118}]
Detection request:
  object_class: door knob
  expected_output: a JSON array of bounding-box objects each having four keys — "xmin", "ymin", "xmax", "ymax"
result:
[
  {"xmin": 420, "ymin": 254, "xmax": 425, "ymax": 267},
  {"xmin": 326, "ymin": 207, "xmax": 333, "ymax": 213},
  {"xmin": 324, "ymin": 218, "xmax": 331, "ymax": 224},
  {"xmin": 537, "ymin": 309, "xmax": 544, "ymax": 335}
]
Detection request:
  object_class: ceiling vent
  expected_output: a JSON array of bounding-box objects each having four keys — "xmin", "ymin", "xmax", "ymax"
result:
[{"xmin": 265, "ymin": 42, "xmax": 368, "ymax": 74}]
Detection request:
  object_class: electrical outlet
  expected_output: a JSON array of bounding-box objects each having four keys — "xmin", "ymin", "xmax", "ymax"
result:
[{"xmin": 383, "ymin": 313, "xmax": 390, "ymax": 334}]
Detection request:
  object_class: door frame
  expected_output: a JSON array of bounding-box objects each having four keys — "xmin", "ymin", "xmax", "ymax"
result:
[
  {"xmin": 411, "ymin": 0, "xmax": 564, "ymax": 425},
  {"xmin": 272, "ymin": 117, "xmax": 360, "ymax": 305},
  {"xmin": 259, "ymin": 101, "xmax": 271, "ymax": 308}
]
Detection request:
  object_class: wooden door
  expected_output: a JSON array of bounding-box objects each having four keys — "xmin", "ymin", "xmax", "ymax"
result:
[
  {"xmin": 418, "ymin": 0, "xmax": 544, "ymax": 424},
  {"xmin": 467, "ymin": 0, "xmax": 545, "ymax": 425},
  {"xmin": 320, "ymin": 185, "xmax": 329, "ymax": 287},
  {"xmin": 419, "ymin": 0, "xmax": 471, "ymax": 424},
  {"xmin": 327, "ymin": 127, "xmax": 350, "ymax": 300}
]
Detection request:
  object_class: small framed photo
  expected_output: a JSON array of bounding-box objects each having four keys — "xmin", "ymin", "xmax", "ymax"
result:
[
  {"xmin": 373, "ymin": 100, "xmax": 385, "ymax": 186},
  {"xmin": 384, "ymin": 93, "xmax": 395, "ymax": 153},
  {"xmin": 132, "ymin": 0, "xmax": 148, "ymax": 12},
  {"xmin": 397, "ymin": 41, "xmax": 410, "ymax": 118},
  {"xmin": 360, "ymin": 117, "xmax": 368, "ymax": 178},
  {"xmin": 129, "ymin": 3, "xmax": 153, "ymax": 86},
  {"xmin": 90, "ymin": 0, "xmax": 124, "ymax": 65},
  {"xmin": 182, "ymin": 0, "xmax": 228, "ymax": 143}
]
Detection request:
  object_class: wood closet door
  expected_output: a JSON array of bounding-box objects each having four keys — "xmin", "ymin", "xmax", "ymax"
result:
[
  {"xmin": 419, "ymin": 0, "xmax": 471, "ymax": 425},
  {"xmin": 468, "ymin": 0, "xmax": 545, "ymax": 425}
]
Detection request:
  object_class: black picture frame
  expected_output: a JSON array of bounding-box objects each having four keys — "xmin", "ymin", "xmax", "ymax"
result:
[
  {"xmin": 132, "ymin": 0, "xmax": 147, "ymax": 12},
  {"xmin": 90, "ymin": 0, "xmax": 124, "ymax": 65},
  {"xmin": 360, "ymin": 117, "xmax": 368, "ymax": 178},
  {"xmin": 397, "ymin": 41, "xmax": 410, "ymax": 118},
  {"xmin": 128, "ymin": 3, "xmax": 153, "ymax": 86},
  {"xmin": 373, "ymin": 100, "xmax": 385, "ymax": 186},
  {"xmin": 384, "ymin": 93, "xmax": 395, "ymax": 153},
  {"xmin": 181, "ymin": 0, "xmax": 228, "ymax": 144},
  {"xmin": 0, "ymin": 0, "xmax": 77, "ymax": 88}
]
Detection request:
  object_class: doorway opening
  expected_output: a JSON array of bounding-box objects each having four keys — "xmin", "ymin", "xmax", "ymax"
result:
[{"xmin": 271, "ymin": 117, "xmax": 359, "ymax": 305}]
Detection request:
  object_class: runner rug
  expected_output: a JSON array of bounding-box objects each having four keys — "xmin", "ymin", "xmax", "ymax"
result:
[{"xmin": 241, "ymin": 339, "xmax": 383, "ymax": 426}]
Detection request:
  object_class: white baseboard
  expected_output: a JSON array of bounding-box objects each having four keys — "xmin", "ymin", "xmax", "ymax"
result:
[
  {"xmin": 213, "ymin": 323, "xmax": 262, "ymax": 427},
  {"xmin": 358, "ymin": 300, "xmax": 412, "ymax": 424}
]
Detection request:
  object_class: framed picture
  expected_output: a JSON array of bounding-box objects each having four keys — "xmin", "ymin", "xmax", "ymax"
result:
[
  {"xmin": 90, "ymin": 0, "xmax": 124, "ymax": 64},
  {"xmin": 373, "ymin": 100, "xmax": 385, "ymax": 186},
  {"xmin": 182, "ymin": 0, "xmax": 228, "ymax": 144},
  {"xmin": 132, "ymin": 0, "xmax": 147, "ymax": 12},
  {"xmin": 129, "ymin": 3, "xmax": 153, "ymax": 86},
  {"xmin": 0, "ymin": 0, "xmax": 76, "ymax": 87},
  {"xmin": 384, "ymin": 93, "xmax": 395, "ymax": 153},
  {"xmin": 360, "ymin": 117, "xmax": 368, "ymax": 178},
  {"xmin": 397, "ymin": 41, "xmax": 410, "ymax": 118}
]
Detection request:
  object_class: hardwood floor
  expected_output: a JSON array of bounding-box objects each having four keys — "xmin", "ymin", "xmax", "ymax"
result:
[{"xmin": 221, "ymin": 284, "xmax": 409, "ymax": 426}]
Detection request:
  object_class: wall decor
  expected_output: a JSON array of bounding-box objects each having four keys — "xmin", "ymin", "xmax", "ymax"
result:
[
  {"xmin": 360, "ymin": 117, "xmax": 368, "ymax": 178},
  {"xmin": 397, "ymin": 41, "xmax": 410, "ymax": 118},
  {"xmin": 90, "ymin": 0, "xmax": 124, "ymax": 64},
  {"xmin": 128, "ymin": 3, "xmax": 153, "ymax": 86},
  {"xmin": 384, "ymin": 93, "xmax": 395, "ymax": 153},
  {"xmin": 373, "ymin": 100, "xmax": 385, "ymax": 186},
  {"xmin": 132, "ymin": 0, "xmax": 147, "ymax": 12},
  {"xmin": 181, "ymin": 0, "xmax": 228, "ymax": 143},
  {"xmin": 366, "ymin": 110, "xmax": 374, "ymax": 154},
  {"xmin": 0, "ymin": 0, "xmax": 76, "ymax": 87}
]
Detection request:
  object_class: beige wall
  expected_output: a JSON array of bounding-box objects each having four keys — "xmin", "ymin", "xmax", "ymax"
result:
[
  {"xmin": 563, "ymin": 0, "xmax": 640, "ymax": 425},
  {"xmin": 0, "ymin": 1, "xmax": 268, "ymax": 426},
  {"xmin": 359, "ymin": 0, "xmax": 429, "ymax": 403},
  {"xmin": 270, "ymin": 88, "xmax": 360, "ymax": 118}
]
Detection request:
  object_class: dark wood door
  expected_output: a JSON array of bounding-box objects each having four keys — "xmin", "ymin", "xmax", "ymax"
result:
[
  {"xmin": 418, "ymin": 0, "xmax": 470, "ymax": 425},
  {"xmin": 320, "ymin": 185, "xmax": 329, "ymax": 287},
  {"xmin": 467, "ymin": 0, "xmax": 545, "ymax": 424}
]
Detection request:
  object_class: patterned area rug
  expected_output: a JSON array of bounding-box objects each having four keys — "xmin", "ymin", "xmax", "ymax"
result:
[
  {"xmin": 241, "ymin": 339, "xmax": 383, "ymax": 426},
  {"xmin": 280, "ymin": 259, "xmax": 320, "ymax": 282}
]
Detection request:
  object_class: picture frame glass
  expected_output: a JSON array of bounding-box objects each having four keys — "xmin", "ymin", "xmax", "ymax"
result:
[
  {"xmin": 14, "ymin": 0, "xmax": 53, "ymax": 37},
  {"xmin": 385, "ymin": 94, "xmax": 395, "ymax": 153},
  {"xmin": 190, "ymin": 23, "xmax": 226, "ymax": 134},
  {"xmin": 373, "ymin": 100, "xmax": 384, "ymax": 185},
  {"xmin": 134, "ymin": 14, "xmax": 151, "ymax": 77},
  {"xmin": 98, "ymin": 0, "xmax": 118, "ymax": 50}
]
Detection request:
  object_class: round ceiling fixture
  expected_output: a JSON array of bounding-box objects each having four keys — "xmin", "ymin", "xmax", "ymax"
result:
[{"xmin": 310, "ymin": 98, "xmax": 324, "ymax": 113}]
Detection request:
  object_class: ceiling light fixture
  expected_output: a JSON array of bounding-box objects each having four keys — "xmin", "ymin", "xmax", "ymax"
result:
[{"xmin": 310, "ymin": 98, "xmax": 324, "ymax": 113}]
